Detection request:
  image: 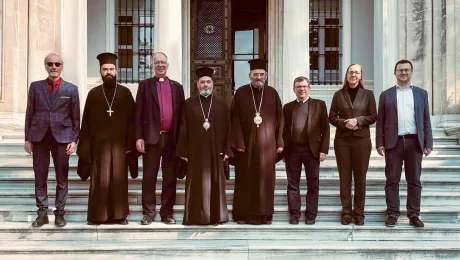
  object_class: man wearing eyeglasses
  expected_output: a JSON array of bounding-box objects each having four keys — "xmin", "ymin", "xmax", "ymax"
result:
[
  {"xmin": 135, "ymin": 52, "xmax": 185, "ymax": 225},
  {"xmin": 282, "ymin": 76, "xmax": 330, "ymax": 225},
  {"xmin": 24, "ymin": 53, "xmax": 80, "ymax": 228},
  {"xmin": 376, "ymin": 59, "xmax": 433, "ymax": 228}
]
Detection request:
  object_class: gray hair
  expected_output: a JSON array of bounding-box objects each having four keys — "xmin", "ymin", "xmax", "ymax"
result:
[
  {"xmin": 44, "ymin": 53, "xmax": 64, "ymax": 65},
  {"xmin": 152, "ymin": 52, "xmax": 168, "ymax": 60},
  {"xmin": 292, "ymin": 76, "xmax": 310, "ymax": 88}
]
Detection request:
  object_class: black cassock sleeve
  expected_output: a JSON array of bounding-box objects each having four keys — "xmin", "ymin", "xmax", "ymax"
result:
[{"xmin": 76, "ymin": 94, "xmax": 92, "ymax": 181}]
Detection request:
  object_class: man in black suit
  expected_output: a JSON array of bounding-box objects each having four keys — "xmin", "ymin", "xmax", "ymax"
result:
[
  {"xmin": 135, "ymin": 52, "xmax": 185, "ymax": 225},
  {"xmin": 282, "ymin": 76, "xmax": 330, "ymax": 225},
  {"xmin": 24, "ymin": 53, "xmax": 80, "ymax": 227},
  {"xmin": 376, "ymin": 59, "xmax": 433, "ymax": 228}
]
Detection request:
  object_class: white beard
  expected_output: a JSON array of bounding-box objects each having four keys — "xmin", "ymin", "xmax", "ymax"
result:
[{"xmin": 200, "ymin": 89, "xmax": 212, "ymax": 97}]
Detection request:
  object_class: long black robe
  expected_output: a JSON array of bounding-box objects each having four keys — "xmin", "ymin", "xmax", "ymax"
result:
[
  {"xmin": 229, "ymin": 84, "xmax": 284, "ymax": 221},
  {"xmin": 76, "ymin": 84, "xmax": 136, "ymax": 222},
  {"xmin": 176, "ymin": 94, "xmax": 233, "ymax": 225}
]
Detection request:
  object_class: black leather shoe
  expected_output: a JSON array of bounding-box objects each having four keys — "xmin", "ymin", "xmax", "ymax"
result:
[
  {"xmin": 305, "ymin": 215, "xmax": 316, "ymax": 225},
  {"xmin": 354, "ymin": 216, "xmax": 365, "ymax": 226},
  {"xmin": 341, "ymin": 216, "xmax": 352, "ymax": 225},
  {"xmin": 261, "ymin": 216, "xmax": 272, "ymax": 225},
  {"xmin": 55, "ymin": 215, "xmax": 67, "ymax": 227},
  {"xmin": 117, "ymin": 219, "xmax": 129, "ymax": 225},
  {"xmin": 161, "ymin": 216, "xmax": 176, "ymax": 224},
  {"xmin": 385, "ymin": 216, "xmax": 398, "ymax": 227},
  {"xmin": 32, "ymin": 215, "xmax": 49, "ymax": 227},
  {"xmin": 141, "ymin": 215, "xmax": 154, "ymax": 225},
  {"xmin": 409, "ymin": 217, "xmax": 424, "ymax": 228},
  {"xmin": 236, "ymin": 220, "xmax": 247, "ymax": 224},
  {"xmin": 289, "ymin": 215, "xmax": 299, "ymax": 225},
  {"xmin": 87, "ymin": 221, "xmax": 99, "ymax": 225}
]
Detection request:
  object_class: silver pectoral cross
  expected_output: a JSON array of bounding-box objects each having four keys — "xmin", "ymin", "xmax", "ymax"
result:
[{"xmin": 107, "ymin": 108, "xmax": 114, "ymax": 117}]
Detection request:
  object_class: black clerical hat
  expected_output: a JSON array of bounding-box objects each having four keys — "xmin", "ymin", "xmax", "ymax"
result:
[
  {"xmin": 248, "ymin": 59, "xmax": 267, "ymax": 71},
  {"xmin": 97, "ymin": 52, "xmax": 118, "ymax": 67},
  {"xmin": 195, "ymin": 67, "xmax": 214, "ymax": 79}
]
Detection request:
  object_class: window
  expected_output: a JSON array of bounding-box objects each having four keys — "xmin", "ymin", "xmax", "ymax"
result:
[
  {"xmin": 309, "ymin": 0, "xmax": 342, "ymax": 85},
  {"xmin": 233, "ymin": 29, "xmax": 260, "ymax": 90},
  {"xmin": 115, "ymin": 0, "xmax": 155, "ymax": 83}
]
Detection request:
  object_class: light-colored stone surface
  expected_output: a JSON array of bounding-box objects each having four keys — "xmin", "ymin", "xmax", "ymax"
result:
[
  {"xmin": 155, "ymin": 0, "xmax": 183, "ymax": 87},
  {"xmin": 374, "ymin": 0, "xmax": 399, "ymax": 98},
  {"xmin": 60, "ymin": 0, "xmax": 87, "ymax": 111},
  {"xmin": 281, "ymin": 0, "xmax": 309, "ymax": 103},
  {"xmin": 0, "ymin": 0, "xmax": 29, "ymax": 115}
]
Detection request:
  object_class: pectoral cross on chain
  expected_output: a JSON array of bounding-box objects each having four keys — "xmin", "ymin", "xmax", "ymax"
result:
[{"xmin": 107, "ymin": 108, "xmax": 114, "ymax": 117}]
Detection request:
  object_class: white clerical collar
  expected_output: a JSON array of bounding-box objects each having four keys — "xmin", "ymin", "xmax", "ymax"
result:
[
  {"xmin": 297, "ymin": 97, "xmax": 309, "ymax": 104},
  {"xmin": 156, "ymin": 76, "xmax": 167, "ymax": 82}
]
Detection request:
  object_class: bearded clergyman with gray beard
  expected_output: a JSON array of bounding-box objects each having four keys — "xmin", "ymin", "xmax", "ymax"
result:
[
  {"xmin": 175, "ymin": 67, "xmax": 233, "ymax": 225},
  {"xmin": 229, "ymin": 59, "xmax": 284, "ymax": 225},
  {"xmin": 77, "ymin": 52, "xmax": 137, "ymax": 225}
]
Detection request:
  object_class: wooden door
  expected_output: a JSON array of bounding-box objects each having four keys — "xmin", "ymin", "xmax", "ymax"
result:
[{"xmin": 191, "ymin": 0, "xmax": 233, "ymax": 105}]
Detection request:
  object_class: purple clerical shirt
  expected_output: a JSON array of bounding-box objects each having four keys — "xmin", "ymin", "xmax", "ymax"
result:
[{"xmin": 156, "ymin": 77, "xmax": 173, "ymax": 131}]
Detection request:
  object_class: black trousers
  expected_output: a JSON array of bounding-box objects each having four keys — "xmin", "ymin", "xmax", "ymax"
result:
[
  {"xmin": 334, "ymin": 136, "xmax": 372, "ymax": 218},
  {"xmin": 142, "ymin": 133, "xmax": 176, "ymax": 218},
  {"xmin": 385, "ymin": 135, "xmax": 423, "ymax": 218},
  {"xmin": 285, "ymin": 145, "xmax": 320, "ymax": 216},
  {"xmin": 32, "ymin": 129, "xmax": 70, "ymax": 216}
]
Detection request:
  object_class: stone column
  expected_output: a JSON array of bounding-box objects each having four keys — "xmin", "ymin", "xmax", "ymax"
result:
[
  {"xmin": 282, "ymin": 0, "xmax": 309, "ymax": 104},
  {"xmin": 27, "ymin": 0, "xmax": 61, "ymax": 88},
  {"xmin": 155, "ymin": 0, "xmax": 183, "ymax": 84},
  {"xmin": 181, "ymin": 0, "xmax": 191, "ymax": 98},
  {"xmin": 60, "ymin": 0, "xmax": 87, "ymax": 109},
  {"xmin": 0, "ymin": 0, "xmax": 29, "ymax": 123},
  {"xmin": 267, "ymin": 0, "xmax": 283, "ymax": 95},
  {"xmin": 341, "ymin": 0, "xmax": 351, "ymax": 80},
  {"xmin": 456, "ymin": 0, "xmax": 460, "ymax": 113},
  {"xmin": 374, "ymin": 0, "xmax": 398, "ymax": 100}
]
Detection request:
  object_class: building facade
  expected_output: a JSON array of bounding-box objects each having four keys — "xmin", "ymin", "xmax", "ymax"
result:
[{"xmin": 1, "ymin": 0, "xmax": 460, "ymax": 133}]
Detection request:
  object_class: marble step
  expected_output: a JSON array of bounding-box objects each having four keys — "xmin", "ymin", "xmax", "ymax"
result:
[
  {"xmin": 2, "ymin": 150, "xmax": 460, "ymax": 166},
  {"xmin": 2, "ymin": 204, "xmax": 459, "ymax": 223},
  {"xmin": 1, "ymin": 172, "xmax": 459, "ymax": 191},
  {"xmin": 1, "ymin": 221, "xmax": 460, "ymax": 241},
  {"xmin": 1, "ymin": 177, "xmax": 458, "ymax": 194},
  {"xmin": 1, "ymin": 189, "xmax": 459, "ymax": 207},
  {"xmin": 1, "ymin": 133, "xmax": 457, "ymax": 149},
  {"xmin": 0, "ymin": 240, "xmax": 459, "ymax": 260},
  {"xmin": 1, "ymin": 165, "xmax": 460, "ymax": 180}
]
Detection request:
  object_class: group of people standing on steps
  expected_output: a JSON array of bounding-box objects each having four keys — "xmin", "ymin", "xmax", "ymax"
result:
[{"xmin": 24, "ymin": 51, "xmax": 432, "ymax": 229}]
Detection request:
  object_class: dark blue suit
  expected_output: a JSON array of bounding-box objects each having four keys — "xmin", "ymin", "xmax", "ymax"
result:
[
  {"xmin": 376, "ymin": 86, "xmax": 433, "ymax": 218},
  {"xmin": 25, "ymin": 79, "xmax": 80, "ymax": 216}
]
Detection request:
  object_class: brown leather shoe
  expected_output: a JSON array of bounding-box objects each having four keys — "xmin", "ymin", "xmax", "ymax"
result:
[
  {"xmin": 141, "ymin": 215, "xmax": 154, "ymax": 225},
  {"xmin": 161, "ymin": 216, "xmax": 176, "ymax": 224},
  {"xmin": 385, "ymin": 216, "xmax": 398, "ymax": 227},
  {"xmin": 341, "ymin": 216, "xmax": 352, "ymax": 225},
  {"xmin": 54, "ymin": 215, "xmax": 67, "ymax": 227},
  {"xmin": 32, "ymin": 215, "xmax": 49, "ymax": 227},
  {"xmin": 354, "ymin": 216, "xmax": 365, "ymax": 226},
  {"xmin": 409, "ymin": 217, "xmax": 424, "ymax": 228},
  {"xmin": 289, "ymin": 215, "xmax": 299, "ymax": 225},
  {"xmin": 305, "ymin": 215, "xmax": 316, "ymax": 225}
]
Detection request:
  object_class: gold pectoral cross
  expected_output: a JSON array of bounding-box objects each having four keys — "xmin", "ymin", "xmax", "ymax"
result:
[{"xmin": 107, "ymin": 108, "xmax": 114, "ymax": 117}]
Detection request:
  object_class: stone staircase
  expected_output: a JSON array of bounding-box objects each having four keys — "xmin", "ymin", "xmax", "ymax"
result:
[{"xmin": 0, "ymin": 128, "xmax": 460, "ymax": 259}]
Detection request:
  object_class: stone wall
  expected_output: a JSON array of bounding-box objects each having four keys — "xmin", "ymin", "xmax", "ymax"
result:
[{"xmin": 399, "ymin": 0, "xmax": 460, "ymax": 115}]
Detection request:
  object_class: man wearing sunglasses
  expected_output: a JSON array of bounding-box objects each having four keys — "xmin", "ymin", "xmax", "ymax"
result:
[{"xmin": 24, "ymin": 53, "xmax": 80, "ymax": 228}]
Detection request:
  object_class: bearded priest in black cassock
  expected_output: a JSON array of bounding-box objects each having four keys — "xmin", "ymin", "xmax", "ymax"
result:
[
  {"xmin": 230, "ymin": 59, "xmax": 284, "ymax": 225},
  {"xmin": 175, "ymin": 67, "xmax": 233, "ymax": 225},
  {"xmin": 77, "ymin": 52, "xmax": 137, "ymax": 225}
]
